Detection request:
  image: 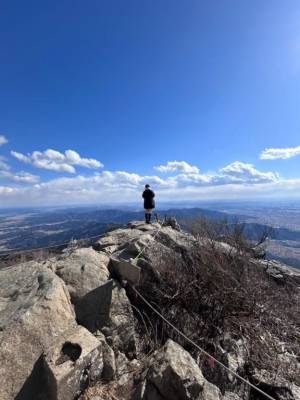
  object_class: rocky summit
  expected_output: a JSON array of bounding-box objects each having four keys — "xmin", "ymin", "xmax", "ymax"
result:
[{"xmin": 0, "ymin": 219, "xmax": 299, "ymax": 400}]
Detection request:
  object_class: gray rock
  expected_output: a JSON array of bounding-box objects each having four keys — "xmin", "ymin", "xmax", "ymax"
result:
[
  {"xmin": 43, "ymin": 325, "xmax": 103, "ymax": 400},
  {"xmin": 223, "ymin": 393, "xmax": 243, "ymax": 400},
  {"xmin": 109, "ymin": 232, "xmax": 169, "ymax": 284},
  {"xmin": 115, "ymin": 351, "xmax": 131, "ymax": 383},
  {"xmin": 75, "ymin": 279, "xmax": 114, "ymax": 332},
  {"xmin": 101, "ymin": 280, "xmax": 137, "ymax": 357},
  {"xmin": 133, "ymin": 380, "xmax": 164, "ymax": 400},
  {"xmin": 252, "ymin": 369, "xmax": 300, "ymax": 400},
  {"xmin": 0, "ymin": 263, "xmax": 75, "ymax": 400},
  {"xmin": 75, "ymin": 276, "xmax": 137, "ymax": 357},
  {"xmin": 265, "ymin": 266, "xmax": 285, "ymax": 281},
  {"xmin": 125, "ymin": 233, "xmax": 156, "ymax": 257},
  {"xmin": 162, "ymin": 217, "xmax": 181, "ymax": 231},
  {"xmin": 197, "ymin": 237, "xmax": 237, "ymax": 256},
  {"xmin": 138, "ymin": 339, "xmax": 222, "ymax": 400},
  {"xmin": 259, "ymin": 259, "xmax": 300, "ymax": 283},
  {"xmin": 95, "ymin": 331, "xmax": 116, "ymax": 380},
  {"xmin": 109, "ymin": 257, "xmax": 141, "ymax": 285},
  {"xmin": 128, "ymin": 221, "xmax": 160, "ymax": 231},
  {"xmin": 53, "ymin": 247, "xmax": 109, "ymax": 303},
  {"xmin": 155, "ymin": 226, "xmax": 196, "ymax": 253},
  {"xmin": 93, "ymin": 228, "xmax": 142, "ymax": 254},
  {"xmin": 220, "ymin": 334, "xmax": 248, "ymax": 384}
]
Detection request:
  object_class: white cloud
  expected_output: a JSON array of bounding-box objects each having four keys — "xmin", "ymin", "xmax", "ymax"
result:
[
  {"xmin": 0, "ymin": 156, "xmax": 10, "ymax": 171},
  {"xmin": 0, "ymin": 186, "xmax": 20, "ymax": 195},
  {"xmin": 11, "ymin": 151, "xmax": 31, "ymax": 163},
  {"xmin": 260, "ymin": 146, "xmax": 300, "ymax": 160},
  {"xmin": 155, "ymin": 161, "xmax": 200, "ymax": 174},
  {"xmin": 0, "ymin": 173, "xmax": 299, "ymax": 208},
  {"xmin": 219, "ymin": 161, "xmax": 279, "ymax": 183},
  {"xmin": 13, "ymin": 172, "xmax": 40, "ymax": 184},
  {"xmin": 0, "ymin": 135, "xmax": 8, "ymax": 146},
  {"xmin": 32, "ymin": 156, "xmax": 76, "ymax": 173},
  {"xmin": 11, "ymin": 148, "xmax": 103, "ymax": 173},
  {"xmin": 65, "ymin": 150, "xmax": 102, "ymax": 169},
  {"xmin": 0, "ymin": 159, "xmax": 290, "ymax": 207},
  {"xmin": 0, "ymin": 170, "xmax": 40, "ymax": 184},
  {"xmin": 158, "ymin": 161, "xmax": 278, "ymax": 187}
]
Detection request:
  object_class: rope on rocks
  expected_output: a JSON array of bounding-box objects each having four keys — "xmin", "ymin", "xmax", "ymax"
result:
[
  {"xmin": 0, "ymin": 218, "xmax": 280, "ymax": 399},
  {"xmin": 131, "ymin": 286, "xmax": 277, "ymax": 400}
]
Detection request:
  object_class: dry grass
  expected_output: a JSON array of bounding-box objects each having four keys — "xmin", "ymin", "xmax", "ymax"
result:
[{"xmin": 80, "ymin": 377, "xmax": 136, "ymax": 400}]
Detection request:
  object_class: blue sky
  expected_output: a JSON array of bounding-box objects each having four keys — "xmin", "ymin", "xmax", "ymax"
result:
[{"xmin": 1, "ymin": 0, "xmax": 300, "ymax": 206}]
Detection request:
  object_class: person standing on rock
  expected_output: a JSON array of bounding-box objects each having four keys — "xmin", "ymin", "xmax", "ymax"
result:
[{"xmin": 142, "ymin": 184, "xmax": 155, "ymax": 224}]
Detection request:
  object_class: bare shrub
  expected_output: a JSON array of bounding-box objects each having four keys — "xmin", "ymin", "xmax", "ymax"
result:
[
  {"xmin": 187, "ymin": 216, "xmax": 272, "ymax": 258},
  {"xmin": 128, "ymin": 217, "xmax": 300, "ymax": 394}
]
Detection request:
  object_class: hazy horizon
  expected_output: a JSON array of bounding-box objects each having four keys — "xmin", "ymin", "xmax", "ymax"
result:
[{"xmin": 1, "ymin": 197, "xmax": 300, "ymax": 212}]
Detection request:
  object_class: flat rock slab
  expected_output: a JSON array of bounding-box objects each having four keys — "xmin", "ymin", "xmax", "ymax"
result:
[
  {"xmin": 53, "ymin": 247, "xmax": 109, "ymax": 303},
  {"xmin": 93, "ymin": 228, "xmax": 142, "ymax": 254},
  {"xmin": 127, "ymin": 221, "xmax": 160, "ymax": 232}
]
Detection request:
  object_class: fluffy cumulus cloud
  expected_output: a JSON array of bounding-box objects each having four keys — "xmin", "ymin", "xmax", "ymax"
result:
[
  {"xmin": 260, "ymin": 146, "xmax": 300, "ymax": 160},
  {"xmin": 0, "ymin": 135, "xmax": 8, "ymax": 146},
  {"xmin": 154, "ymin": 160, "xmax": 278, "ymax": 187},
  {"xmin": 0, "ymin": 157, "xmax": 289, "ymax": 207},
  {"xmin": 154, "ymin": 161, "xmax": 200, "ymax": 174},
  {"xmin": 11, "ymin": 149, "xmax": 103, "ymax": 173},
  {"xmin": 219, "ymin": 161, "xmax": 279, "ymax": 184}
]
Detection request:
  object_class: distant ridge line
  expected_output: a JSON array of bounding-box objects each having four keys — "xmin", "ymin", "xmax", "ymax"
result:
[{"xmin": 0, "ymin": 232, "xmax": 106, "ymax": 258}]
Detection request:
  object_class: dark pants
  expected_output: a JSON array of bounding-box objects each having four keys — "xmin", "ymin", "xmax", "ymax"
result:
[{"xmin": 144, "ymin": 209, "xmax": 153, "ymax": 223}]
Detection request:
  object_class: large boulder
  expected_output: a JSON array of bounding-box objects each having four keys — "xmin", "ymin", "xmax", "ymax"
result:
[
  {"xmin": 106, "ymin": 223, "xmax": 184, "ymax": 285},
  {"xmin": 43, "ymin": 325, "xmax": 103, "ymax": 400},
  {"xmin": 75, "ymin": 278, "xmax": 138, "ymax": 358},
  {"xmin": 155, "ymin": 227, "xmax": 196, "ymax": 253},
  {"xmin": 53, "ymin": 247, "xmax": 109, "ymax": 303},
  {"xmin": 0, "ymin": 262, "xmax": 76, "ymax": 400},
  {"xmin": 136, "ymin": 339, "xmax": 222, "ymax": 400}
]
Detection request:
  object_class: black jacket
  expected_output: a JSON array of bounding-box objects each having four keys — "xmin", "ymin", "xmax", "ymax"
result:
[{"xmin": 142, "ymin": 189, "xmax": 155, "ymax": 209}]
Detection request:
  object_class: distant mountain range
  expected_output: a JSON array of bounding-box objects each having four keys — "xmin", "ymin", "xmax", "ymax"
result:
[
  {"xmin": 0, "ymin": 207, "xmax": 233, "ymax": 254},
  {"xmin": 1, "ymin": 206, "xmax": 300, "ymax": 269}
]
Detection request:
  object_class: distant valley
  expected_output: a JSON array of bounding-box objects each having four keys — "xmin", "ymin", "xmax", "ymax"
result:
[
  {"xmin": 1, "ymin": 202, "xmax": 300, "ymax": 269},
  {"xmin": 0, "ymin": 206, "xmax": 230, "ymax": 254}
]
